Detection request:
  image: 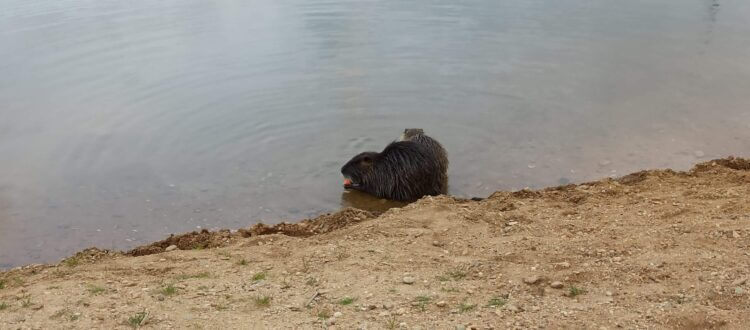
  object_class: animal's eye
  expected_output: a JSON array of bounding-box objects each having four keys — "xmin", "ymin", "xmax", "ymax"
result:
[{"xmin": 361, "ymin": 156, "xmax": 371, "ymax": 164}]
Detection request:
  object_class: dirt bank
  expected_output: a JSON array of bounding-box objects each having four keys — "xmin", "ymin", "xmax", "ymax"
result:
[{"xmin": 1, "ymin": 157, "xmax": 749, "ymax": 329}]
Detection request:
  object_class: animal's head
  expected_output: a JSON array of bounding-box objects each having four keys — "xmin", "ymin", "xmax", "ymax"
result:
[
  {"xmin": 341, "ymin": 151, "xmax": 379, "ymax": 190},
  {"xmin": 399, "ymin": 128, "xmax": 424, "ymax": 141}
]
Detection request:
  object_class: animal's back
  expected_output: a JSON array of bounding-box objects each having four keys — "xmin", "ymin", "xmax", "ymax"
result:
[{"xmin": 397, "ymin": 129, "xmax": 448, "ymax": 195}]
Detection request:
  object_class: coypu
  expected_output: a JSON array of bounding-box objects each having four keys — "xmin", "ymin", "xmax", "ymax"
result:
[{"xmin": 341, "ymin": 128, "xmax": 449, "ymax": 201}]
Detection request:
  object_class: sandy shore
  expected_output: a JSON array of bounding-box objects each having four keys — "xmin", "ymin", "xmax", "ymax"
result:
[{"xmin": 1, "ymin": 157, "xmax": 749, "ymax": 329}]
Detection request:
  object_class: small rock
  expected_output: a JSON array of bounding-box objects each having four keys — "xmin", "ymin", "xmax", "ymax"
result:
[
  {"xmin": 399, "ymin": 322, "xmax": 408, "ymax": 329},
  {"xmin": 436, "ymin": 301, "xmax": 447, "ymax": 307},
  {"xmin": 379, "ymin": 311, "xmax": 391, "ymax": 317},
  {"xmin": 456, "ymin": 326, "xmax": 467, "ymax": 330},
  {"xmin": 333, "ymin": 312, "xmax": 343, "ymax": 318},
  {"xmin": 432, "ymin": 241, "xmax": 443, "ymax": 247},
  {"xmin": 612, "ymin": 257, "xmax": 623, "ymax": 262},
  {"xmin": 731, "ymin": 278, "xmax": 747, "ymax": 286},
  {"xmin": 327, "ymin": 319, "xmax": 336, "ymax": 326},
  {"xmin": 402, "ymin": 277, "xmax": 415, "ymax": 284},
  {"xmin": 165, "ymin": 245, "xmax": 178, "ymax": 252},
  {"xmin": 732, "ymin": 231, "xmax": 741, "ymax": 239},
  {"xmin": 506, "ymin": 304, "xmax": 522, "ymax": 313},
  {"xmin": 550, "ymin": 281, "xmax": 564, "ymax": 289},
  {"xmin": 367, "ymin": 304, "xmax": 377, "ymax": 310},
  {"xmin": 523, "ymin": 275, "xmax": 540, "ymax": 285},
  {"xmin": 554, "ymin": 262, "xmax": 571, "ymax": 269},
  {"xmin": 605, "ymin": 291, "xmax": 614, "ymax": 297},
  {"xmin": 507, "ymin": 221, "xmax": 518, "ymax": 226}
]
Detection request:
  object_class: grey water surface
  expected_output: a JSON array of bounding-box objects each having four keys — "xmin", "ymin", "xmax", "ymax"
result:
[{"xmin": 2, "ymin": 0, "xmax": 750, "ymax": 268}]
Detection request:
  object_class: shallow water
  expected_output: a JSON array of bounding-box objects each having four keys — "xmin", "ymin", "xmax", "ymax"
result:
[{"xmin": 1, "ymin": 0, "xmax": 749, "ymax": 268}]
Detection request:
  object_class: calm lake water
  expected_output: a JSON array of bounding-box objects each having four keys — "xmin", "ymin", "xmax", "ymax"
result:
[{"xmin": 2, "ymin": 0, "xmax": 750, "ymax": 268}]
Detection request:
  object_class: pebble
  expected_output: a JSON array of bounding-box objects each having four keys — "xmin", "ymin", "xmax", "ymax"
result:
[
  {"xmin": 605, "ymin": 291, "xmax": 614, "ymax": 297},
  {"xmin": 523, "ymin": 275, "xmax": 540, "ymax": 285},
  {"xmin": 554, "ymin": 262, "xmax": 571, "ymax": 269},
  {"xmin": 550, "ymin": 281, "xmax": 564, "ymax": 289},
  {"xmin": 402, "ymin": 277, "xmax": 415, "ymax": 284},
  {"xmin": 506, "ymin": 304, "xmax": 522, "ymax": 313},
  {"xmin": 612, "ymin": 257, "xmax": 623, "ymax": 262},
  {"xmin": 333, "ymin": 312, "xmax": 343, "ymax": 318},
  {"xmin": 436, "ymin": 301, "xmax": 447, "ymax": 307},
  {"xmin": 165, "ymin": 245, "xmax": 178, "ymax": 252},
  {"xmin": 731, "ymin": 278, "xmax": 747, "ymax": 286}
]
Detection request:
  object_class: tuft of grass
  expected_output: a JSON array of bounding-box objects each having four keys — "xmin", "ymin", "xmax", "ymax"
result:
[
  {"xmin": 127, "ymin": 310, "xmax": 147, "ymax": 328},
  {"xmin": 197, "ymin": 285, "xmax": 209, "ymax": 291},
  {"xmin": 305, "ymin": 278, "xmax": 317, "ymax": 286},
  {"xmin": 317, "ymin": 309, "xmax": 331, "ymax": 320},
  {"xmin": 0, "ymin": 279, "xmax": 5, "ymax": 289},
  {"xmin": 0, "ymin": 302, "xmax": 8, "ymax": 310},
  {"xmin": 63, "ymin": 257, "xmax": 79, "ymax": 267},
  {"xmin": 21, "ymin": 296, "xmax": 32, "ymax": 308},
  {"xmin": 252, "ymin": 272, "xmax": 267, "ymax": 282},
  {"xmin": 253, "ymin": 295, "xmax": 271, "ymax": 307},
  {"xmin": 438, "ymin": 270, "xmax": 467, "ymax": 282},
  {"xmin": 568, "ymin": 286, "xmax": 586, "ymax": 297},
  {"xmin": 487, "ymin": 296, "xmax": 506, "ymax": 307},
  {"xmin": 176, "ymin": 272, "xmax": 210, "ymax": 280},
  {"xmin": 385, "ymin": 316, "xmax": 398, "ymax": 329},
  {"xmin": 448, "ymin": 270, "xmax": 467, "ymax": 280},
  {"xmin": 440, "ymin": 287, "xmax": 459, "ymax": 293},
  {"xmin": 301, "ymin": 257, "xmax": 311, "ymax": 273},
  {"xmin": 217, "ymin": 251, "xmax": 231, "ymax": 258},
  {"xmin": 88, "ymin": 285, "xmax": 106, "ymax": 295},
  {"xmin": 414, "ymin": 295, "xmax": 431, "ymax": 312},
  {"xmin": 237, "ymin": 259, "xmax": 248, "ymax": 266},
  {"xmin": 161, "ymin": 284, "xmax": 178, "ymax": 296},
  {"xmin": 339, "ymin": 297, "xmax": 356, "ymax": 305},
  {"xmin": 458, "ymin": 302, "xmax": 476, "ymax": 313}
]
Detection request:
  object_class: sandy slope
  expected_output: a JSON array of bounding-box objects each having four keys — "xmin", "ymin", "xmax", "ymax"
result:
[{"xmin": 1, "ymin": 157, "xmax": 749, "ymax": 329}]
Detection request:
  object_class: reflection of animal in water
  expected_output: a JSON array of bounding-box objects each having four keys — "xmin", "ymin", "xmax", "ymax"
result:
[{"xmin": 341, "ymin": 128, "xmax": 449, "ymax": 201}]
